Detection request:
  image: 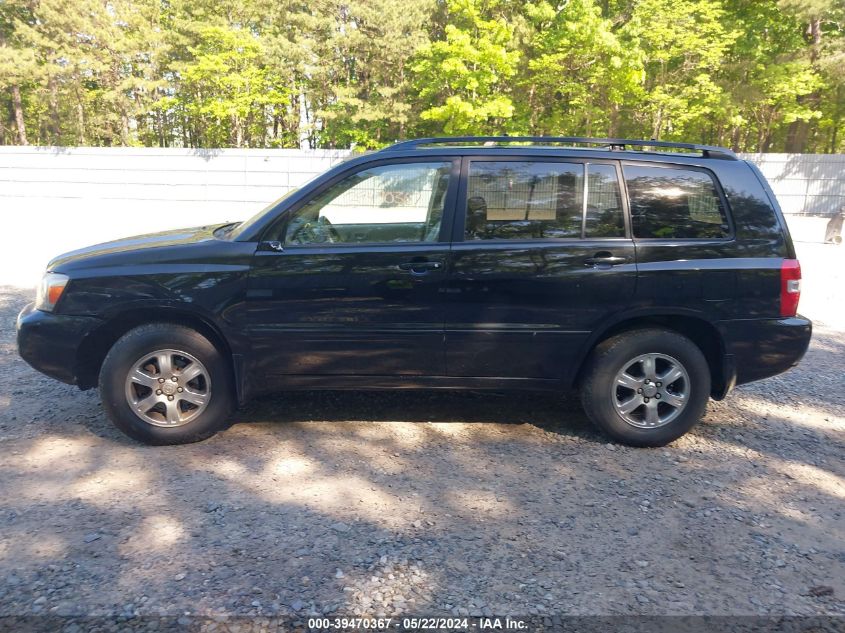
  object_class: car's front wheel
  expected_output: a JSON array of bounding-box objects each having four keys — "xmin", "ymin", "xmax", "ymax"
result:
[
  {"xmin": 99, "ymin": 323, "xmax": 233, "ymax": 445},
  {"xmin": 580, "ymin": 328, "xmax": 711, "ymax": 447}
]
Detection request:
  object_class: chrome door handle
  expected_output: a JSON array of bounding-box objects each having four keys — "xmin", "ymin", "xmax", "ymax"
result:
[
  {"xmin": 398, "ymin": 260, "xmax": 443, "ymax": 275},
  {"xmin": 584, "ymin": 255, "xmax": 626, "ymax": 267}
]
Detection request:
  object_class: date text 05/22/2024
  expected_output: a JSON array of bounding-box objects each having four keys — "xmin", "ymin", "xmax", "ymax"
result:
[{"xmin": 307, "ymin": 617, "xmax": 530, "ymax": 630}]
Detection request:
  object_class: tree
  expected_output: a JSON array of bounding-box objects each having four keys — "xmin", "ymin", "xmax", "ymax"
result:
[
  {"xmin": 515, "ymin": 0, "xmax": 642, "ymax": 137},
  {"xmin": 158, "ymin": 24, "xmax": 279, "ymax": 147},
  {"xmin": 0, "ymin": 0, "xmax": 36, "ymax": 144},
  {"xmin": 303, "ymin": 0, "xmax": 435, "ymax": 148},
  {"xmin": 411, "ymin": 0, "xmax": 519, "ymax": 135},
  {"xmin": 619, "ymin": 0, "xmax": 739, "ymax": 141},
  {"xmin": 778, "ymin": 0, "xmax": 845, "ymax": 152},
  {"xmin": 715, "ymin": 0, "xmax": 820, "ymax": 151},
  {"xmin": 0, "ymin": 0, "xmax": 841, "ymax": 151}
]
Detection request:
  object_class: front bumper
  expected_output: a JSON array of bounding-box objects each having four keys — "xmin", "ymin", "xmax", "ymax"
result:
[
  {"xmin": 718, "ymin": 315, "xmax": 812, "ymax": 388},
  {"xmin": 16, "ymin": 303, "xmax": 103, "ymax": 386}
]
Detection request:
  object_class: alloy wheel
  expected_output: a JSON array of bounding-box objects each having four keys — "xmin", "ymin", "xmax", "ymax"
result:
[
  {"xmin": 612, "ymin": 353, "xmax": 690, "ymax": 429},
  {"xmin": 124, "ymin": 348, "xmax": 211, "ymax": 427}
]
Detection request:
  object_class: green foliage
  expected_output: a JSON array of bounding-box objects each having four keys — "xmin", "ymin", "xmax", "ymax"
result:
[
  {"xmin": 515, "ymin": 0, "xmax": 642, "ymax": 136},
  {"xmin": 411, "ymin": 0, "xmax": 520, "ymax": 135},
  {"xmin": 161, "ymin": 24, "xmax": 283, "ymax": 147},
  {"xmin": 0, "ymin": 0, "xmax": 842, "ymax": 151},
  {"xmin": 619, "ymin": 0, "xmax": 739, "ymax": 140}
]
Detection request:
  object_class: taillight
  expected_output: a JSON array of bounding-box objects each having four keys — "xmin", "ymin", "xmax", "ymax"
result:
[{"xmin": 780, "ymin": 259, "xmax": 801, "ymax": 317}]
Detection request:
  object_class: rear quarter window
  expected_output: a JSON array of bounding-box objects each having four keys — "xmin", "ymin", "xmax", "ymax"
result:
[{"xmin": 623, "ymin": 164, "xmax": 730, "ymax": 239}]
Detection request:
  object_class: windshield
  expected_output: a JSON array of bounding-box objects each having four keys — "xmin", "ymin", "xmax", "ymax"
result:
[{"xmin": 226, "ymin": 187, "xmax": 300, "ymax": 240}]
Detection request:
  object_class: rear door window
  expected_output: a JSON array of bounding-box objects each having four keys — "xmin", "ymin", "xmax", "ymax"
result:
[
  {"xmin": 464, "ymin": 161, "xmax": 625, "ymax": 240},
  {"xmin": 623, "ymin": 164, "xmax": 730, "ymax": 239}
]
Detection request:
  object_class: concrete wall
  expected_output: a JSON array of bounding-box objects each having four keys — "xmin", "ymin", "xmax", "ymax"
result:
[{"xmin": 0, "ymin": 146, "xmax": 842, "ymax": 287}]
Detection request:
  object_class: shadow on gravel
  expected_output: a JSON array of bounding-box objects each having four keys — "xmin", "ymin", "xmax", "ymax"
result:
[
  {"xmin": 709, "ymin": 325, "xmax": 844, "ymax": 479},
  {"xmin": 235, "ymin": 390, "xmax": 597, "ymax": 439},
  {"xmin": 1, "ymin": 285, "xmax": 843, "ymax": 617}
]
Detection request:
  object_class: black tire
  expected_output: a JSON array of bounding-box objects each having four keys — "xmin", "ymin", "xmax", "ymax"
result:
[
  {"xmin": 99, "ymin": 323, "xmax": 233, "ymax": 445},
  {"xmin": 580, "ymin": 328, "xmax": 711, "ymax": 447}
]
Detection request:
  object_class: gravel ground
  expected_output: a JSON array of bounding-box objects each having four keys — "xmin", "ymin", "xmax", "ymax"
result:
[{"xmin": 0, "ymin": 253, "xmax": 843, "ymax": 623}]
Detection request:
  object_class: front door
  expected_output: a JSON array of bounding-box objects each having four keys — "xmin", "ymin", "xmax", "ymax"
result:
[
  {"xmin": 246, "ymin": 158, "xmax": 459, "ymax": 378},
  {"xmin": 445, "ymin": 157, "xmax": 637, "ymax": 381}
]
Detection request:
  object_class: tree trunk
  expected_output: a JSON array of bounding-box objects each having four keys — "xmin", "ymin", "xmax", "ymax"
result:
[
  {"xmin": 785, "ymin": 16, "xmax": 822, "ymax": 153},
  {"xmin": 11, "ymin": 85, "xmax": 27, "ymax": 145},
  {"xmin": 48, "ymin": 76, "xmax": 61, "ymax": 143},
  {"xmin": 785, "ymin": 119, "xmax": 811, "ymax": 153},
  {"xmin": 761, "ymin": 108, "xmax": 776, "ymax": 152},
  {"xmin": 157, "ymin": 109, "xmax": 165, "ymax": 147},
  {"xmin": 75, "ymin": 91, "xmax": 86, "ymax": 145},
  {"xmin": 234, "ymin": 116, "xmax": 243, "ymax": 148},
  {"xmin": 120, "ymin": 111, "xmax": 130, "ymax": 146},
  {"xmin": 608, "ymin": 103, "xmax": 620, "ymax": 137},
  {"xmin": 652, "ymin": 107, "xmax": 663, "ymax": 140},
  {"xmin": 828, "ymin": 84, "xmax": 843, "ymax": 153},
  {"xmin": 731, "ymin": 125, "xmax": 741, "ymax": 152},
  {"xmin": 527, "ymin": 83, "xmax": 537, "ymax": 133}
]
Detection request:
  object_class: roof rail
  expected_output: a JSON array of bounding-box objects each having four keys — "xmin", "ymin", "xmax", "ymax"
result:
[{"xmin": 381, "ymin": 136, "xmax": 737, "ymax": 160}]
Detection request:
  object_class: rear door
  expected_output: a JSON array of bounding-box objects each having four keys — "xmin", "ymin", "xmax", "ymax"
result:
[
  {"xmin": 445, "ymin": 156, "xmax": 637, "ymax": 380},
  {"xmin": 245, "ymin": 157, "xmax": 459, "ymax": 378}
]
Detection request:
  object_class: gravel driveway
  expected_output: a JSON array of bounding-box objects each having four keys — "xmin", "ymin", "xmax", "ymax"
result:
[{"xmin": 0, "ymin": 278, "xmax": 843, "ymax": 625}]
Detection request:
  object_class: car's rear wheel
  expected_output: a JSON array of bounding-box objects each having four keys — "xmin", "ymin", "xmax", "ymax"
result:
[
  {"xmin": 580, "ymin": 328, "xmax": 710, "ymax": 447},
  {"xmin": 99, "ymin": 324, "xmax": 233, "ymax": 445}
]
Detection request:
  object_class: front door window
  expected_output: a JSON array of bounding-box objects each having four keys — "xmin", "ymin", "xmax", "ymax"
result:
[{"xmin": 284, "ymin": 162, "xmax": 452, "ymax": 246}]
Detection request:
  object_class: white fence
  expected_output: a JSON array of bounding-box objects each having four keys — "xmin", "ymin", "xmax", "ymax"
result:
[
  {"xmin": 2, "ymin": 147, "xmax": 841, "ymax": 216},
  {"xmin": 0, "ymin": 145, "xmax": 352, "ymax": 217},
  {"xmin": 740, "ymin": 153, "xmax": 845, "ymax": 216},
  {"xmin": 0, "ymin": 147, "xmax": 352, "ymax": 286},
  {"xmin": 0, "ymin": 146, "xmax": 841, "ymax": 287}
]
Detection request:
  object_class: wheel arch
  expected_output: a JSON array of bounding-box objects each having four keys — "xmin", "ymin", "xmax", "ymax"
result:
[
  {"xmin": 75, "ymin": 306, "xmax": 241, "ymax": 400},
  {"xmin": 572, "ymin": 312, "xmax": 731, "ymax": 399}
]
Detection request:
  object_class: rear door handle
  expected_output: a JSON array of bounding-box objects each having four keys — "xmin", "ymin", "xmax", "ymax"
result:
[
  {"xmin": 584, "ymin": 254, "xmax": 627, "ymax": 267},
  {"xmin": 398, "ymin": 260, "xmax": 443, "ymax": 275}
]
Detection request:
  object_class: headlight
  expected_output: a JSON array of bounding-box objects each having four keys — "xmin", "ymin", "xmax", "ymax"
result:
[{"xmin": 35, "ymin": 272, "xmax": 69, "ymax": 312}]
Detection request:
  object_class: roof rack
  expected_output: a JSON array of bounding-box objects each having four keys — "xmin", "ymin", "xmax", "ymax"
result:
[{"xmin": 381, "ymin": 136, "xmax": 737, "ymax": 160}]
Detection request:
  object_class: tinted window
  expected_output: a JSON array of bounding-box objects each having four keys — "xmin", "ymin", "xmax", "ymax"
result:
[
  {"xmin": 624, "ymin": 165, "xmax": 729, "ymax": 239},
  {"xmin": 285, "ymin": 162, "xmax": 451, "ymax": 245},
  {"xmin": 585, "ymin": 164, "xmax": 625, "ymax": 238},
  {"xmin": 465, "ymin": 162, "xmax": 583, "ymax": 240}
]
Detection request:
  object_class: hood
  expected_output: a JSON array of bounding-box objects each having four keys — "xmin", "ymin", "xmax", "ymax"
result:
[{"xmin": 48, "ymin": 224, "xmax": 223, "ymax": 272}]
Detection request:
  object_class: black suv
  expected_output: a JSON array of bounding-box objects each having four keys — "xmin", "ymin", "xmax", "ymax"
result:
[{"xmin": 16, "ymin": 137, "xmax": 811, "ymax": 446}]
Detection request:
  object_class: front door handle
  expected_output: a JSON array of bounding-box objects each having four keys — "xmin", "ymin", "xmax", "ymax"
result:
[
  {"xmin": 398, "ymin": 260, "xmax": 443, "ymax": 275},
  {"xmin": 584, "ymin": 253, "xmax": 627, "ymax": 267}
]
